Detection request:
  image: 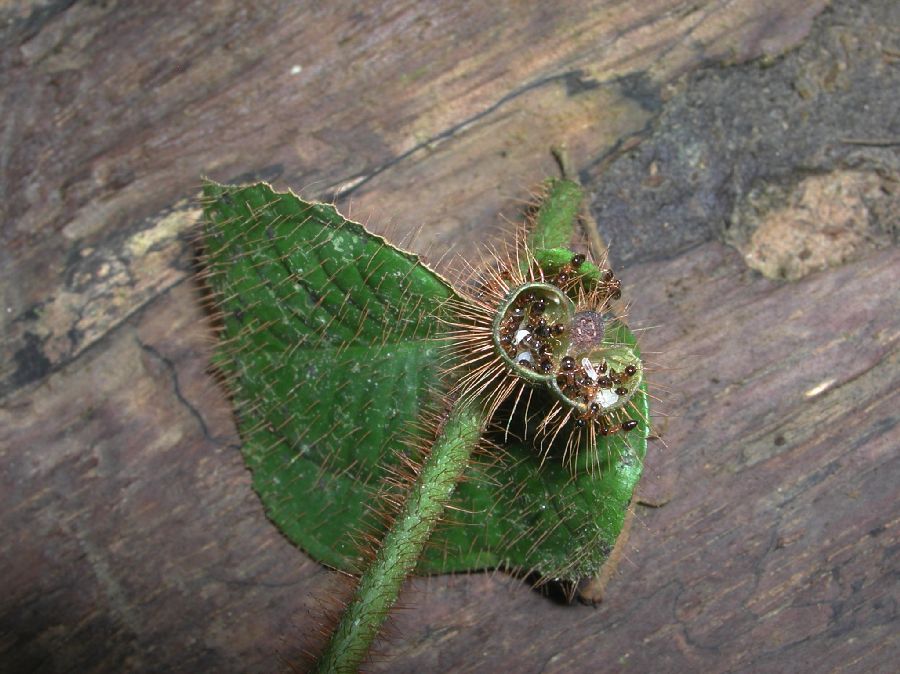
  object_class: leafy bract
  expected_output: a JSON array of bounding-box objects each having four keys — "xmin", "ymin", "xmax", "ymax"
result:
[{"xmin": 201, "ymin": 182, "xmax": 648, "ymax": 582}]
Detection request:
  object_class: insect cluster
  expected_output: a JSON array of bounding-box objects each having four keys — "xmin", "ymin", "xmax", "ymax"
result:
[{"xmin": 445, "ymin": 242, "xmax": 645, "ymax": 469}]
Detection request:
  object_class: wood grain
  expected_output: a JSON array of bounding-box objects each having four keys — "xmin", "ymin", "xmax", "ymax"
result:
[{"xmin": 2, "ymin": 1, "xmax": 897, "ymax": 672}]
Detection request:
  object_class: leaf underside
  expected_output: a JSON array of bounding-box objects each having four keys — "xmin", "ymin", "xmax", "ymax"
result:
[{"xmin": 201, "ymin": 182, "xmax": 648, "ymax": 583}]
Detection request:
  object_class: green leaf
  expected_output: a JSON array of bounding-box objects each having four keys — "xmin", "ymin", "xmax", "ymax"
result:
[
  {"xmin": 201, "ymin": 182, "xmax": 648, "ymax": 583},
  {"xmin": 201, "ymin": 181, "xmax": 456, "ymax": 571}
]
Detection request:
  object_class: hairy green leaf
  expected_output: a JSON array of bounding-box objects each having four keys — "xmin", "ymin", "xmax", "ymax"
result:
[{"xmin": 201, "ymin": 181, "xmax": 455, "ymax": 571}]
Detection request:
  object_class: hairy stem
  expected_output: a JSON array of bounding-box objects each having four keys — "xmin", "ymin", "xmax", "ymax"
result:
[
  {"xmin": 549, "ymin": 147, "xmax": 607, "ymax": 263},
  {"xmin": 315, "ymin": 398, "xmax": 486, "ymax": 674},
  {"xmin": 528, "ymin": 178, "xmax": 584, "ymax": 251}
]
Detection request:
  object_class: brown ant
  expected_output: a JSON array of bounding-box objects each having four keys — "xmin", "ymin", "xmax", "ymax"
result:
[{"xmin": 551, "ymin": 253, "xmax": 587, "ymax": 287}]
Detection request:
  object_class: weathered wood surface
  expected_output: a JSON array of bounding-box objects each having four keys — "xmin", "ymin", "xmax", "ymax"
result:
[{"xmin": 1, "ymin": 1, "xmax": 897, "ymax": 672}]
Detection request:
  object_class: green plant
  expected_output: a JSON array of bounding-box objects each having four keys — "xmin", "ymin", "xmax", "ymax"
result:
[{"xmin": 200, "ymin": 175, "xmax": 649, "ymax": 673}]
